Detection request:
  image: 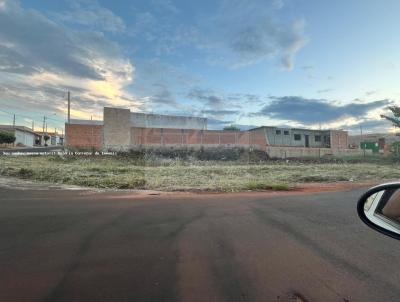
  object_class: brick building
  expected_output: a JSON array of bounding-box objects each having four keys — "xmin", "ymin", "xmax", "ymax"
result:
[{"xmin": 65, "ymin": 107, "xmax": 351, "ymax": 156}]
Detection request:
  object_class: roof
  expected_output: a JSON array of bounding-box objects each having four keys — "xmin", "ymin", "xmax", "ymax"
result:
[
  {"xmin": 248, "ymin": 126, "xmax": 346, "ymax": 133},
  {"xmin": 0, "ymin": 125, "xmax": 36, "ymax": 135}
]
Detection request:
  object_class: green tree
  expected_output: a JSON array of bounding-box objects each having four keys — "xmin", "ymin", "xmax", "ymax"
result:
[
  {"xmin": 223, "ymin": 125, "xmax": 240, "ymax": 131},
  {"xmin": 0, "ymin": 131, "xmax": 16, "ymax": 144},
  {"xmin": 381, "ymin": 106, "xmax": 400, "ymax": 128},
  {"xmin": 382, "ymin": 106, "xmax": 400, "ymax": 156}
]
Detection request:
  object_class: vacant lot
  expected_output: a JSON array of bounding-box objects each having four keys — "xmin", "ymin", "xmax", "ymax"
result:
[{"xmin": 1, "ymin": 155, "xmax": 400, "ymax": 191}]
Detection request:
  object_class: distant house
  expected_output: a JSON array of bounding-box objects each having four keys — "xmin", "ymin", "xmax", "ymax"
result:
[
  {"xmin": 34, "ymin": 132, "xmax": 64, "ymax": 146},
  {"xmin": 47, "ymin": 132, "xmax": 64, "ymax": 146},
  {"xmin": 0, "ymin": 125, "xmax": 36, "ymax": 147}
]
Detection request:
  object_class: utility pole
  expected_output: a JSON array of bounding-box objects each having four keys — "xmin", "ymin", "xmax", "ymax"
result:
[
  {"xmin": 32, "ymin": 121, "xmax": 34, "ymax": 131},
  {"xmin": 13, "ymin": 114, "xmax": 15, "ymax": 128},
  {"xmin": 319, "ymin": 122, "xmax": 321, "ymax": 159},
  {"xmin": 360, "ymin": 125, "xmax": 365, "ymax": 158},
  {"xmin": 42, "ymin": 116, "xmax": 46, "ymax": 146},
  {"xmin": 42, "ymin": 116, "xmax": 46, "ymax": 134},
  {"xmin": 67, "ymin": 91, "xmax": 71, "ymax": 124}
]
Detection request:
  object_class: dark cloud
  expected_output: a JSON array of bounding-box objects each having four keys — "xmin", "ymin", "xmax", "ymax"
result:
[
  {"xmin": 187, "ymin": 89, "xmax": 226, "ymax": 109},
  {"xmin": 207, "ymin": 118, "xmax": 257, "ymax": 131},
  {"xmin": 187, "ymin": 88, "xmax": 261, "ymax": 110},
  {"xmin": 149, "ymin": 85, "xmax": 181, "ymax": 108},
  {"xmin": 201, "ymin": 109, "xmax": 240, "ymax": 115},
  {"xmin": 253, "ymin": 96, "xmax": 391, "ymax": 124}
]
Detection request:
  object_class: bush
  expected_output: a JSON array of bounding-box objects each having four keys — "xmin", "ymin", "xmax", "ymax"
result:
[
  {"xmin": 124, "ymin": 145, "xmax": 269, "ymax": 162},
  {"xmin": 0, "ymin": 131, "xmax": 16, "ymax": 144}
]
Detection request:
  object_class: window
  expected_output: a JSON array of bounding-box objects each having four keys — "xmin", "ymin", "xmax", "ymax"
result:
[
  {"xmin": 315, "ymin": 135, "xmax": 321, "ymax": 142},
  {"xmin": 284, "ymin": 130, "xmax": 289, "ymax": 135},
  {"xmin": 294, "ymin": 134, "xmax": 301, "ymax": 141},
  {"xmin": 276, "ymin": 130, "xmax": 281, "ymax": 135}
]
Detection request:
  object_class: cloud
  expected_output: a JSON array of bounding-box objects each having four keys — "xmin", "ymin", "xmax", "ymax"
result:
[
  {"xmin": 198, "ymin": 0, "xmax": 307, "ymax": 69},
  {"xmin": 201, "ymin": 109, "xmax": 241, "ymax": 116},
  {"xmin": 272, "ymin": 0, "xmax": 285, "ymax": 9},
  {"xmin": 187, "ymin": 89, "xmax": 227, "ymax": 109},
  {"xmin": 127, "ymin": 0, "xmax": 307, "ymax": 69},
  {"xmin": 253, "ymin": 96, "xmax": 392, "ymax": 124},
  {"xmin": 366, "ymin": 90, "xmax": 377, "ymax": 96},
  {"xmin": 0, "ymin": 0, "xmax": 132, "ymax": 80},
  {"xmin": 206, "ymin": 118, "xmax": 256, "ymax": 130},
  {"xmin": 148, "ymin": 83, "xmax": 181, "ymax": 109},
  {"xmin": 345, "ymin": 119, "xmax": 391, "ymax": 134},
  {"xmin": 187, "ymin": 88, "xmax": 262, "ymax": 109},
  {"xmin": 300, "ymin": 65, "xmax": 314, "ymax": 71},
  {"xmin": 52, "ymin": 0, "xmax": 126, "ymax": 33},
  {"xmin": 317, "ymin": 88, "xmax": 334, "ymax": 94},
  {"xmin": 151, "ymin": 0, "xmax": 180, "ymax": 15},
  {"xmin": 0, "ymin": 0, "xmax": 138, "ymax": 121}
]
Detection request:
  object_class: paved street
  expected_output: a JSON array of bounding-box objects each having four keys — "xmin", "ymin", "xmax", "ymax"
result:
[{"xmin": 1, "ymin": 187, "xmax": 400, "ymax": 302}]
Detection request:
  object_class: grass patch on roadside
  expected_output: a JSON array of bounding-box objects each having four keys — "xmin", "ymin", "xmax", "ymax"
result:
[{"xmin": 1, "ymin": 155, "xmax": 400, "ymax": 192}]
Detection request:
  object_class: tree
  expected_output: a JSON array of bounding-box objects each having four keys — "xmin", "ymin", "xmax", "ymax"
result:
[
  {"xmin": 43, "ymin": 135, "xmax": 50, "ymax": 146},
  {"xmin": 381, "ymin": 106, "xmax": 400, "ymax": 128},
  {"xmin": 223, "ymin": 125, "xmax": 240, "ymax": 131},
  {"xmin": 382, "ymin": 106, "xmax": 400, "ymax": 156},
  {"xmin": 0, "ymin": 131, "xmax": 16, "ymax": 144}
]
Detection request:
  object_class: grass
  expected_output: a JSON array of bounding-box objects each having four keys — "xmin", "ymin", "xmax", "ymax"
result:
[{"xmin": 1, "ymin": 155, "xmax": 400, "ymax": 192}]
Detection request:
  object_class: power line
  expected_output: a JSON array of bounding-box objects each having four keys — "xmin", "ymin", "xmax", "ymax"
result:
[
  {"xmin": 0, "ymin": 107, "xmax": 65, "ymax": 123},
  {"xmin": 0, "ymin": 108, "xmax": 64, "ymax": 124}
]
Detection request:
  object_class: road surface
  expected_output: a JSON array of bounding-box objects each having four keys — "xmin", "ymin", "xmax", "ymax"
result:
[{"xmin": 1, "ymin": 187, "xmax": 399, "ymax": 302}]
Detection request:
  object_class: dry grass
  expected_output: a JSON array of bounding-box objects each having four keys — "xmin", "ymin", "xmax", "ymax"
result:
[{"xmin": 1, "ymin": 155, "xmax": 400, "ymax": 192}]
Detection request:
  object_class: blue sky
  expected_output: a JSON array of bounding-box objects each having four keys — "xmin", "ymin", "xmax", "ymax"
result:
[{"xmin": 0, "ymin": 0, "xmax": 399, "ymax": 133}]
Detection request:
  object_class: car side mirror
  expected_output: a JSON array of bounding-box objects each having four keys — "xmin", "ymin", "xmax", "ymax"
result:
[{"xmin": 357, "ymin": 183, "xmax": 400, "ymax": 240}]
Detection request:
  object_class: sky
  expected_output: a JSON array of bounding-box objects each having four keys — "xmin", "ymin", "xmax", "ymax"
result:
[{"xmin": 0, "ymin": 0, "xmax": 400, "ymax": 134}]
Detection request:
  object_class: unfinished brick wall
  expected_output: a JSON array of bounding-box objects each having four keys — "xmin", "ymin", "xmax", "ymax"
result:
[
  {"xmin": 66, "ymin": 124, "xmax": 103, "ymax": 149},
  {"xmin": 66, "ymin": 125, "xmax": 269, "ymax": 150},
  {"xmin": 130, "ymin": 127, "xmax": 267, "ymax": 149}
]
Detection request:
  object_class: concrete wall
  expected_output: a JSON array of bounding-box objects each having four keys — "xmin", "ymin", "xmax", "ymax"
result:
[
  {"xmin": 130, "ymin": 112, "xmax": 207, "ymax": 130},
  {"xmin": 65, "ymin": 124, "xmax": 103, "ymax": 149},
  {"xmin": 266, "ymin": 146, "xmax": 372, "ymax": 159},
  {"xmin": 103, "ymin": 107, "xmax": 131, "ymax": 150}
]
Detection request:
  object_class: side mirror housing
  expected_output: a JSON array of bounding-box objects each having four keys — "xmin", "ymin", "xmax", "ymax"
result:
[{"xmin": 357, "ymin": 182, "xmax": 400, "ymax": 240}]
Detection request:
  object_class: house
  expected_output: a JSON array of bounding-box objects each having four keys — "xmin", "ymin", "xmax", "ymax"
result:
[
  {"xmin": 0, "ymin": 125, "xmax": 36, "ymax": 147},
  {"xmin": 34, "ymin": 132, "xmax": 64, "ymax": 146}
]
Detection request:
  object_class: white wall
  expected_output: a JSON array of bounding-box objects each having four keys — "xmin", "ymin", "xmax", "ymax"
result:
[
  {"xmin": 15, "ymin": 130, "xmax": 35, "ymax": 147},
  {"xmin": 130, "ymin": 112, "xmax": 207, "ymax": 130}
]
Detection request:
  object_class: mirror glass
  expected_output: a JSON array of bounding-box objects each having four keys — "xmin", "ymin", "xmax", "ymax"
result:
[{"xmin": 363, "ymin": 188, "xmax": 400, "ymax": 234}]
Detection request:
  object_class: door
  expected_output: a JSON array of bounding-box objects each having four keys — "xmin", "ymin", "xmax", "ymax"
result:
[{"xmin": 305, "ymin": 135, "xmax": 310, "ymax": 147}]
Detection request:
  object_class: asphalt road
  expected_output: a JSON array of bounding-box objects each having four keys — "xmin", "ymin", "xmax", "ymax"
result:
[{"xmin": 1, "ymin": 187, "xmax": 400, "ymax": 302}]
